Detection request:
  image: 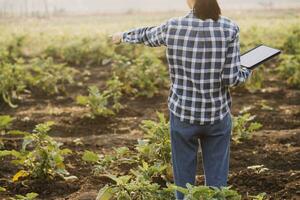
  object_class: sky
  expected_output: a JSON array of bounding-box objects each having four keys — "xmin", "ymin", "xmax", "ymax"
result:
[{"xmin": 0, "ymin": 0, "xmax": 300, "ymax": 14}]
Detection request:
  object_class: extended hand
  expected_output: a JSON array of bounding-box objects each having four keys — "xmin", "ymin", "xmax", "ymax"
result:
[{"xmin": 111, "ymin": 32, "xmax": 123, "ymax": 44}]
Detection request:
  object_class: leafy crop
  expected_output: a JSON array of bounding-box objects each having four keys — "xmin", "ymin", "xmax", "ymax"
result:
[
  {"xmin": 44, "ymin": 37, "xmax": 114, "ymax": 67},
  {"xmin": 0, "ymin": 57, "xmax": 76, "ymax": 107},
  {"xmin": 137, "ymin": 112, "xmax": 171, "ymax": 165},
  {"xmin": 244, "ymin": 67, "xmax": 265, "ymax": 92},
  {"xmin": 9, "ymin": 193, "xmax": 39, "ymax": 200},
  {"xmin": 282, "ymin": 28, "xmax": 300, "ymax": 55},
  {"xmin": 0, "ymin": 63, "xmax": 29, "ymax": 107},
  {"xmin": 0, "ymin": 115, "xmax": 14, "ymax": 132},
  {"xmin": 82, "ymin": 147, "xmax": 138, "ymax": 175},
  {"xmin": 0, "ymin": 35, "xmax": 26, "ymax": 64},
  {"xmin": 168, "ymin": 184, "xmax": 241, "ymax": 200},
  {"xmin": 113, "ymin": 52, "xmax": 169, "ymax": 98},
  {"xmin": 0, "ymin": 115, "xmax": 14, "ymax": 149},
  {"xmin": 82, "ymin": 112, "xmax": 172, "ymax": 177},
  {"xmin": 96, "ymin": 174, "xmax": 173, "ymax": 200},
  {"xmin": 277, "ymin": 55, "xmax": 300, "ymax": 88},
  {"xmin": 26, "ymin": 57, "xmax": 76, "ymax": 94},
  {"xmin": 232, "ymin": 112, "xmax": 262, "ymax": 143},
  {"xmin": 77, "ymin": 75, "xmax": 123, "ymax": 118},
  {"xmin": 0, "ymin": 122, "xmax": 73, "ymax": 181}
]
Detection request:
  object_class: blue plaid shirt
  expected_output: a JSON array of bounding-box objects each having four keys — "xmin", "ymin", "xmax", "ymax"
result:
[{"xmin": 122, "ymin": 10, "xmax": 252, "ymax": 125}]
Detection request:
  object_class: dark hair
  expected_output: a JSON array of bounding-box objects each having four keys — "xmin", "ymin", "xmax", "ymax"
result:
[{"xmin": 193, "ymin": 0, "xmax": 221, "ymax": 21}]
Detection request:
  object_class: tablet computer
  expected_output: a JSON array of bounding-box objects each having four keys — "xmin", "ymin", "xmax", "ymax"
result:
[{"xmin": 241, "ymin": 45, "xmax": 281, "ymax": 70}]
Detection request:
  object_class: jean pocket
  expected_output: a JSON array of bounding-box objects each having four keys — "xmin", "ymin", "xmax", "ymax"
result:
[{"xmin": 172, "ymin": 113, "xmax": 192, "ymax": 129}]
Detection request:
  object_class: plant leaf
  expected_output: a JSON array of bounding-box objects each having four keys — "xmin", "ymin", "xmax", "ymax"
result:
[
  {"xmin": 82, "ymin": 150, "xmax": 100, "ymax": 163},
  {"xmin": 12, "ymin": 170, "xmax": 29, "ymax": 182},
  {"xmin": 96, "ymin": 185, "xmax": 113, "ymax": 200}
]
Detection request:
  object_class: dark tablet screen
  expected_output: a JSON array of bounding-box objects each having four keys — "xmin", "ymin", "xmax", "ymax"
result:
[{"xmin": 241, "ymin": 45, "xmax": 281, "ymax": 69}]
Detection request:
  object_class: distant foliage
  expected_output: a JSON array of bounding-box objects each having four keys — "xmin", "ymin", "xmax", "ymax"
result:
[
  {"xmin": 282, "ymin": 28, "xmax": 300, "ymax": 55},
  {"xmin": 0, "ymin": 57, "xmax": 76, "ymax": 107},
  {"xmin": 244, "ymin": 67, "xmax": 265, "ymax": 92},
  {"xmin": 277, "ymin": 55, "xmax": 300, "ymax": 88},
  {"xmin": 275, "ymin": 27, "xmax": 300, "ymax": 88},
  {"xmin": 0, "ymin": 35, "xmax": 27, "ymax": 64},
  {"xmin": 44, "ymin": 37, "xmax": 114, "ymax": 67},
  {"xmin": 26, "ymin": 57, "xmax": 76, "ymax": 94},
  {"xmin": 113, "ymin": 52, "xmax": 169, "ymax": 98},
  {"xmin": 0, "ymin": 63, "xmax": 28, "ymax": 107}
]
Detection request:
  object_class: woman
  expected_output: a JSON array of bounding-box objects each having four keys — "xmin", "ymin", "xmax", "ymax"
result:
[{"xmin": 112, "ymin": 0, "xmax": 252, "ymax": 199}]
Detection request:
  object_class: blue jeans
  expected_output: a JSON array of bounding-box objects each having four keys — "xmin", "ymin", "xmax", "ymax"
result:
[{"xmin": 170, "ymin": 112, "xmax": 232, "ymax": 200}]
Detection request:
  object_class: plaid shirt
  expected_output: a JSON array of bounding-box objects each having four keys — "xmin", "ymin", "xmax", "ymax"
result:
[{"xmin": 122, "ymin": 10, "xmax": 252, "ymax": 125}]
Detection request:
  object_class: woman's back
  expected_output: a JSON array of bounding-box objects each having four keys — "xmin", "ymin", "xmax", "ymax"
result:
[{"xmin": 165, "ymin": 11, "xmax": 249, "ymax": 124}]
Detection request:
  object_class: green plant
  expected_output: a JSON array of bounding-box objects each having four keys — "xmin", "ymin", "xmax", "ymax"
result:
[
  {"xmin": 168, "ymin": 183, "xmax": 241, "ymax": 200},
  {"xmin": 0, "ymin": 115, "xmax": 14, "ymax": 149},
  {"xmin": 44, "ymin": 36, "xmax": 114, "ymax": 67},
  {"xmin": 82, "ymin": 147, "xmax": 137, "ymax": 175},
  {"xmin": 282, "ymin": 28, "xmax": 300, "ymax": 55},
  {"xmin": 0, "ymin": 62, "xmax": 29, "ymax": 107},
  {"xmin": 0, "ymin": 115, "xmax": 14, "ymax": 132},
  {"xmin": 137, "ymin": 112, "xmax": 171, "ymax": 165},
  {"xmin": 0, "ymin": 57, "xmax": 75, "ymax": 107},
  {"xmin": 26, "ymin": 57, "xmax": 76, "ymax": 94},
  {"xmin": 96, "ymin": 174, "xmax": 173, "ymax": 200},
  {"xmin": 10, "ymin": 192, "xmax": 39, "ymax": 200},
  {"xmin": 10, "ymin": 193, "xmax": 39, "ymax": 200},
  {"xmin": 244, "ymin": 67, "xmax": 265, "ymax": 92},
  {"xmin": 82, "ymin": 113, "xmax": 172, "ymax": 179},
  {"xmin": 1, "ymin": 35, "xmax": 27, "ymax": 64},
  {"xmin": 249, "ymin": 193, "xmax": 267, "ymax": 200},
  {"xmin": 277, "ymin": 55, "xmax": 300, "ymax": 88},
  {"xmin": 77, "ymin": 75, "xmax": 123, "ymax": 118},
  {"xmin": 0, "ymin": 122, "xmax": 73, "ymax": 180},
  {"xmin": 232, "ymin": 112, "xmax": 262, "ymax": 143},
  {"xmin": 113, "ymin": 52, "xmax": 169, "ymax": 98}
]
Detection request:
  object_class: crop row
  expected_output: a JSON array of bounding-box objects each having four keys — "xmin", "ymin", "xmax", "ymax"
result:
[{"xmin": 1, "ymin": 26, "xmax": 299, "ymax": 111}]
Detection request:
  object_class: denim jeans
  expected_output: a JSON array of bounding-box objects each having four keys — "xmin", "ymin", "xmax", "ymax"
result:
[{"xmin": 170, "ymin": 112, "xmax": 232, "ymax": 200}]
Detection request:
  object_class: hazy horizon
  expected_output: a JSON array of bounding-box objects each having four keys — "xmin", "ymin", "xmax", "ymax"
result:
[{"xmin": 0, "ymin": 0, "xmax": 300, "ymax": 15}]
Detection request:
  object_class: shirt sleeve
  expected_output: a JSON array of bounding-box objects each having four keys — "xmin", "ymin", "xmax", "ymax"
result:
[
  {"xmin": 222, "ymin": 28, "xmax": 252, "ymax": 87},
  {"xmin": 122, "ymin": 21, "xmax": 169, "ymax": 47}
]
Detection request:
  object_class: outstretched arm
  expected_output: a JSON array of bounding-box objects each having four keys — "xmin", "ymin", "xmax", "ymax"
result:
[
  {"xmin": 222, "ymin": 29, "xmax": 252, "ymax": 87},
  {"xmin": 111, "ymin": 21, "xmax": 169, "ymax": 47}
]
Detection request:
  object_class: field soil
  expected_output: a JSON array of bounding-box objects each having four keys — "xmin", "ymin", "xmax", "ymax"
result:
[{"xmin": 0, "ymin": 62, "xmax": 300, "ymax": 200}]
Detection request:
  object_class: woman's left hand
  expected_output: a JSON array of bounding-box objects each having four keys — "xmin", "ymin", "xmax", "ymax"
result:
[{"xmin": 111, "ymin": 32, "xmax": 123, "ymax": 44}]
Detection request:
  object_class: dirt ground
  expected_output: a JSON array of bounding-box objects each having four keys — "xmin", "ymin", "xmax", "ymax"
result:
[{"xmin": 0, "ymin": 63, "xmax": 299, "ymax": 200}]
